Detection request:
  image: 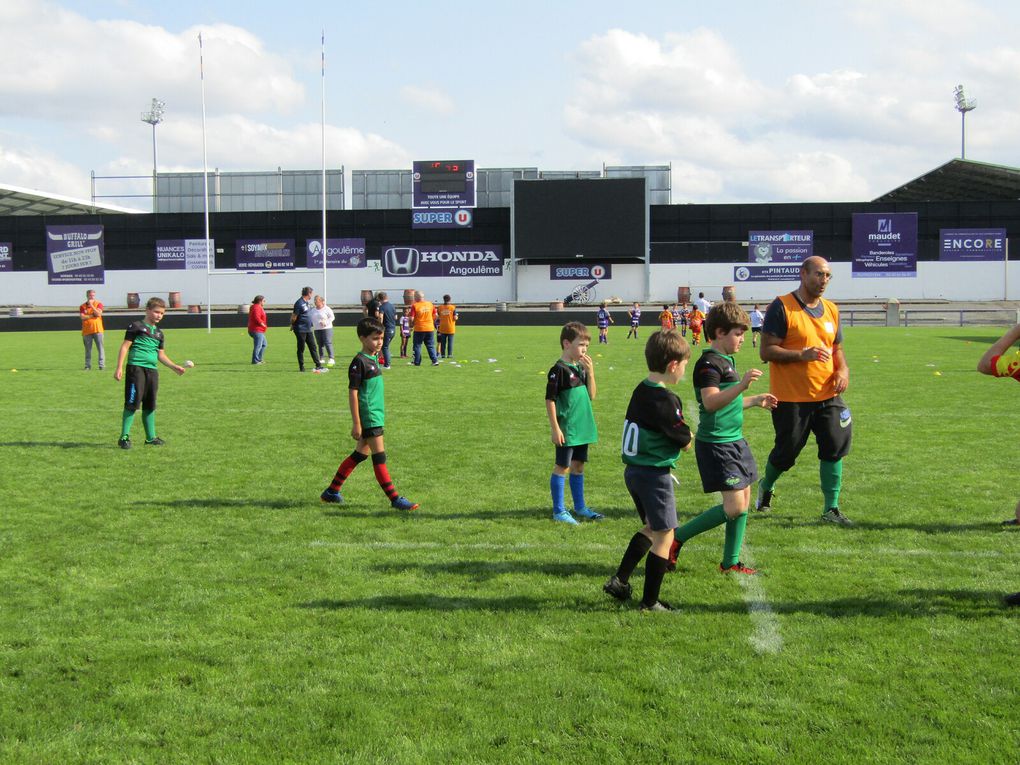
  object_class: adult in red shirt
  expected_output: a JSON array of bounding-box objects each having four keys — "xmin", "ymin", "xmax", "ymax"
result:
[
  {"xmin": 79, "ymin": 289, "xmax": 105, "ymax": 370},
  {"xmin": 248, "ymin": 295, "xmax": 268, "ymax": 364}
]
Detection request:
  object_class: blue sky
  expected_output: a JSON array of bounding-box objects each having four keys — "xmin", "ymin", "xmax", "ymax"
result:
[{"xmin": 2, "ymin": 0, "xmax": 1018, "ymax": 207}]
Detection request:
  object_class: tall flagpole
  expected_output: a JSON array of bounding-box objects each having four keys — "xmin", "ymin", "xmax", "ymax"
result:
[
  {"xmin": 200, "ymin": 32, "xmax": 212, "ymax": 333},
  {"xmin": 321, "ymin": 29, "xmax": 328, "ymax": 301}
]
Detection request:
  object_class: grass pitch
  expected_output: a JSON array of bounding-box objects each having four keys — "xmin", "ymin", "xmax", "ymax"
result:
[{"xmin": 1, "ymin": 323, "xmax": 1017, "ymax": 763}]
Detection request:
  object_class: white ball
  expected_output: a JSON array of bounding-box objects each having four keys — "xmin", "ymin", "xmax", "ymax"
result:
[{"xmin": 184, "ymin": 360, "xmax": 195, "ymax": 368}]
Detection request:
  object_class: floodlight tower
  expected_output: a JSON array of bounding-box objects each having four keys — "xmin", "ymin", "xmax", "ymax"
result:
[
  {"xmin": 141, "ymin": 98, "xmax": 166, "ymax": 211},
  {"xmin": 953, "ymin": 85, "xmax": 976, "ymax": 159}
]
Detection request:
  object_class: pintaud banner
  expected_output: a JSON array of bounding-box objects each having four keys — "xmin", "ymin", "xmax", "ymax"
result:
[
  {"xmin": 236, "ymin": 239, "xmax": 296, "ymax": 270},
  {"xmin": 0, "ymin": 242, "xmax": 11, "ymax": 272},
  {"xmin": 748, "ymin": 231, "xmax": 813, "ymax": 263},
  {"xmin": 851, "ymin": 213, "xmax": 917, "ymax": 278},
  {"xmin": 733, "ymin": 264, "xmax": 801, "ymax": 282},
  {"xmin": 305, "ymin": 238, "xmax": 367, "ymax": 268},
  {"xmin": 939, "ymin": 228, "xmax": 1007, "ymax": 261},
  {"xmin": 46, "ymin": 224, "xmax": 104, "ymax": 284}
]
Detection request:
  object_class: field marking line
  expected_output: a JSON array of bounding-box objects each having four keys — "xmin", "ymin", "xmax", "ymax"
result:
[{"xmin": 734, "ymin": 546, "xmax": 784, "ymax": 656}]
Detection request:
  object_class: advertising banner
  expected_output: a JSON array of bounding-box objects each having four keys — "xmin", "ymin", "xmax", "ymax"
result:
[
  {"xmin": 236, "ymin": 239, "xmax": 296, "ymax": 270},
  {"xmin": 748, "ymin": 231, "xmax": 813, "ymax": 263},
  {"xmin": 156, "ymin": 240, "xmax": 186, "ymax": 269},
  {"xmin": 852, "ymin": 213, "xmax": 917, "ymax": 278},
  {"xmin": 549, "ymin": 264, "xmax": 612, "ymax": 280},
  {"xmin": 46, "ymin": 224, "xmax": 104, "ymax": 284},
  {"xmin": 939, "ymin": 228, "xmax": 1007, "ymax": 261},
  {"xmin": 381, "ymin": 245, "xmax": 504, "ymax": 278},
  {"xmin": 411, "ymin": 209, "xmax": 474, "ymax": 229},
  {"xmin": 305, "ymin": 238, "xmax": 367, "ymax": 268},
  {"xmin": 733, "ymin": 264, "xmax": 802, "ymax": 282},
  {"xmin": 185, "ymin": 239, "xmax": 213, "ymax": 270},
  {"xmin": 0, "ymin": 242, "xmax": 11, "ymax": 272}
]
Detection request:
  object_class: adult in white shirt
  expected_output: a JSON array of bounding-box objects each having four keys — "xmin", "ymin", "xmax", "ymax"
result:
[
  {"xmin": 695, "ymin": 292, "xmax": 713, "ymax": 314},
  {"xmin": 749, "ymin": 304, "xmax": 765, "ymax": 348},
  {"xmin": 310, "ymin": 295, "xmax": 336, "ymax": 366}
]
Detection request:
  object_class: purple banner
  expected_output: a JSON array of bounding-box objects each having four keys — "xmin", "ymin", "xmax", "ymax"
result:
[
  {"xmin": 411, "ymin": 208, "xmax": 474, "ymax": 229},
  {"xmin": 236, "ymin": 239, "xmax": 296, "ymax": 270},
  {"xmin": 852, "ymin": 213, "xmax": 917, "ymax": 278},
  {"xmin": 305, "ymin": 238, "xmax": 367, "ymax": 268},
  {"xmin": 0, "ymin": 242, "xmax": 11, "ymax": 272},
  {"xmin": 748, "ymin": 230, "xmax": 813, "ymax": 263},
  {"xmin": 412, "ymin": 160, "xmax": 476, "ymax": 209},
  {"xmin": 156, "ymin": 240, "xmax": 185, "ymax": 270},
  {"xmin": 46, "ymin": 225, "xmax": 104, "ymax": 284},
  {"xmin": 733, "ymin": 264, "xmax": 802, "ymax": 282},
  {"xmin": 550, "ymin": 264, "xmax": 612, "ymax": 280},
  {"xmin": 382, "ymin": 244, "xmax": 504, "ymax": 278},
  {"xmin": 940, "ymin": 228, "xmax": 1007, "ymax": 261}
]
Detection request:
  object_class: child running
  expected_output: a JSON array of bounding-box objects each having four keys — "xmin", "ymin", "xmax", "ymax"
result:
[
  {"xmin": 658, "ymin": 305, "xmax": 674, "ymax": 331},
  {"xmin": 603, "ymin": 330, "xmax": 693, "ymax": 611},
  {"xmin": 669, "ymin": 302, "xmax": 777, "ymax": 575},
  {"xmin": 321, "ymin": 317, "xmax": 418, "ymax": 511},
  {"xmin": 689, "ymin": 307, "xmax": 705, "ymax": 346}
]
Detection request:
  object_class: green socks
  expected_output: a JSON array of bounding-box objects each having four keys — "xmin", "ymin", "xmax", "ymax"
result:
[
  {"xmin": 722, "ymin": 512, "xmax": 748, "ymax": 567},
  {"xmin": 120, "ymin": 410, "xmax": 135, "ymax": 439},
  {"xmin": 760, "ymin": 460, "xmax": 783, "ymax": 492},
  {"xmin": 142, "ymin": 410, "xmax": 156, "ymax": 441},
  {"xmin": 820, "ymin": 459, "xmax": 843, "ymax": 510},
  {"xmin": 675, "ymin": 504, "xmax": 727, "ymax": 544}
]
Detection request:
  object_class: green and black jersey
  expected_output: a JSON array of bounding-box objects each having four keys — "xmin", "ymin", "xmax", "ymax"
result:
[
  {"xmin": 692, "ymin": 349, "xmax": 743, "ymax": 443},
  {"xmin": 348, "ymin": 352, "xmax": 385, "ymax": 429},
  {"xmin": 124, "ymin": 321, "xmax": 164, "ymax": 369},
  {"xmin": 621, "ymin": 380, "xmax": 692, "ymax": 468},
  {"xmin": 545, "ymin": 360, "xmax": 597, "ymax": 446}
]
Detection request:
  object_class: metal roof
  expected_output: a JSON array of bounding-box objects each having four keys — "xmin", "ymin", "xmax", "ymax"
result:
[
  {"xmin": 873, "ymin": 158, "xmax": 1020, "ymax": 203},
  {"xmin": 0, "ymin": 182, "xmax": 145, "ymax": 216}
]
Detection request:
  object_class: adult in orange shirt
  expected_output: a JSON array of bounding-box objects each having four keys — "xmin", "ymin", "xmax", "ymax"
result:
[
  {"xmin": 437, "ymin": 294, "xmax": 459, "ymax": 359},
  {"xmin": 411, "ymin": 290, "xmax": 439, "ymax": 366},
  {"xmin": 80, "ymin": 289, "xmax": 105, "ymax": 370},
  {"xmin": 756, "ymin": 256, "xmax": 852, "ymax": 526}
]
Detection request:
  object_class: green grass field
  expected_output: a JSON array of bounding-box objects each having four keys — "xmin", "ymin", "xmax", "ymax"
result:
[{"xmin": 1, "ymin": 323, "xmax": 1017, "ymax": 764}]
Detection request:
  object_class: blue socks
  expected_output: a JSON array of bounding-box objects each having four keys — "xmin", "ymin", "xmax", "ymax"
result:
[
  {"xmin": 569, "ymin": 473, "xmax": 587, "ymax": 512},
  {"xmin": 550, "ymin": 473, "xmax": 566, "ymax": 515}
]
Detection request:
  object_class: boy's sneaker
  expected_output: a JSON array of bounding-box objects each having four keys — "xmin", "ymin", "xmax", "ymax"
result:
[
  {"xmin": 326, "ymin": 358, "xmax": 336, "ymax": 367},
  {"xmin": 144, "ymin": 437, "xmax": 165, "ymax": 446},
  {"xmin": 755, "ymin": 487, "xmax": 774, "ymax": 513},
  {"xmin": 431, "ymin": 360, "xmax": 440, "ymax": 366},
  {"xmin": 574, "ymin": 507, "xmax": 604, "ymax": 521},
  {"xmin": 666, "ymin": 537, "xmax": 684, "ymax": 572},
  {"xmin": 720, "ymin": 561, "xmax": 758, "ymax": 575},
  {"xmin": 117, "ymin": 437, "xmax": 131, "ymax": 450},
  {"xmin": 821, "ymin": 507, "xmax": 853, "ymax": 526},
  {"xmin": 1005, "ymin": 592, "xmax": 1020, "ymax": 607},
  {"xmin": 391, "ymin": 496, "xmax": 419, "ymax": 511},
  {"xmin": 602, "ymin": 575, "xmax": 632, "ymax": 601},
  {"xmin": 320, "ymin": 488, "xmax": 344, "ymax": 504},
  {"xmin": 1001, "ymin": 518, "xmax": 1019, "ymax": 526},
  {"xmin": 552, "ymin": 510, "xmax": 579, "ymax": 525},
  {"xmin": 639, "ymin": 600, "xmax": 676, "ymax": 612}
]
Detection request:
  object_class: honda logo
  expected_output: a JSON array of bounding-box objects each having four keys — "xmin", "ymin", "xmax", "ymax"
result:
[{"xmin": 384, "ymin": 247, "xmax": 420, "ymax": 276}]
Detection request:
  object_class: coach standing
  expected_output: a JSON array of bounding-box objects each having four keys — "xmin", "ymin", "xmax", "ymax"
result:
[
  {"xmin": 80, "ymin": 289, "xmax": 105, "ymax": 370},
  {"xmin": 411, "ymin": 290, "xmax": 439, "ymax": 366},
  {"xmin": 756, "ymin": 256, "xmax": 853, "ymax": 526},
  {"xmin": 290, "ymin": 286, "xmax": 324, "ymax": 373}
]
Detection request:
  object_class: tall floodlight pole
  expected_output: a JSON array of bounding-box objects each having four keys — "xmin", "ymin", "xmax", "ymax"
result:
[
  {"xmin": 953, "ymin": 85, "xmax": 976, "ymax": 159},
  {"xmin": 141, "ymin": 98, "xmax": 166, "ymax": 212}
]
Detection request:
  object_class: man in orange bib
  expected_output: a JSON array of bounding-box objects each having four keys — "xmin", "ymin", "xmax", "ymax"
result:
[{"xmin": 756, "ymin": 257, "xmax": 853, "ymax": 526}]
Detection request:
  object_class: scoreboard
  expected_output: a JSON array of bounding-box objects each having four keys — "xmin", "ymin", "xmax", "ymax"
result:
[{"xmin": 412, "ymin": 160, "xmax": 476, "ymax": 209}]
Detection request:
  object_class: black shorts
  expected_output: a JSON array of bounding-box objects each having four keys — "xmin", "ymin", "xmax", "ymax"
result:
[
  {"xmin": 555, "ymin": 443, "xmax": 589, "ymax": 468},
  {"xmin": 360, "ymin": 426, "xmax": 384, "ymax": 438},
  {"xmin": 767, "ymin": 396, "xmax": 852, "ymax": 471},
  {"xmin": 123, "ymin": 365, "xmax": 159, "ymax": 412},
  {"xmin": 623, "ymin": 465, "xmax": 677, "ymax": 531},
  {"xmin": 695, "ymin": 439, "xmax": 758, "ymax": 493},
  {"xmin": 751, "ymin": 326, "xmax": 762, "ymax": 334}
]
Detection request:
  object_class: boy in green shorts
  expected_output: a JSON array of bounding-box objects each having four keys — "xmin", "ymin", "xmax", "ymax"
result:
[
  {"xmin": 113, "ymin": 297, "xmax": 187, "ymax": 448},
  {"xmin": 670, "ymin": 302, "xmax": 777, "ymax": 574},
  {"xmin": 603, "ymin": 330, "xmax": 692, "ymax": 611},
  {"xmin": 321, "ymin": 317, "xmax": 418, "ymax": 511},
  {"xmin": 545, "ymin": 322, "xmax": 602, "ymax": 524}
]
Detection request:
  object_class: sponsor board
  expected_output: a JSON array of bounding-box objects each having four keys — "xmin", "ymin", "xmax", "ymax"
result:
[
  {"xmin": 549, "ymin": 264, "xmax": 612, "ymax": 280},
  {"xmin": 852, "ymin": 213, "xmax": 917, "ymax": 278},
  {"xmin": 46, "ymin": 225, "xmax": 104, "ymax": 284},
  {"xmin": 939, "ymin": 228, "xmax": 1007, "ymax": 261},
  {"xmin": 236, "ymin": 239, "xmax": 296, "ymax": 270},
  {"xmin": 0, "ymin": 242, "xmax": 11, "ymax": 272},
  {"xmin": 734, "ymin": 264, "xmax": 802, "ymax": 282},
  {"xmin": 748, "ymin": 230, "xmax": 813, "ymax": 263},
  {"xmin": 381, "ymin": 245, "xmax": 504, "ymax": 277},
  {"xmin": 306, "ymin": 238, "xmax": 367, "ymax": 268},
  {"xmin": 411, "ymin": 209, "xmax": 473, "ymax": 229}
]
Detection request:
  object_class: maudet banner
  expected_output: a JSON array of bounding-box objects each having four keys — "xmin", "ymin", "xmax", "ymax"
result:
[
  {"xmin": 734, "ymin": 264, "xmax": 802, "ymax": 282},
  {"xmin": 46, "ymin": 225, "xmax": 104, "ymax": 284},
  {"xmin": 0, "ymin": 242, "xmax": 11, "ymax": 272},
  {"xmin": 236, "ymin": 239, "xmax": 296, "ymax": 270},
  {"xmin": 157, "ymin": 239, "xmax": 216, "ymax": 270},
  {"xmin": 411, "ymin": 209, "xmax": 474, "ymax": 230},
  {"xmin": 748, "ymin": 231, "xmax": 813, "ymax": 263},
  {"xmin": 852, "ymin": 213, "xmax": 917, "ymax": 278},
  {"xmin": 549, "ymin": 264, "xmax": 613, "ymax": 280},
  {"xmin": 939, "ymin": 228, "xmax": 1007, "ymax": 261},
  {"xmin": 306, "ymin": 238, "xmax": 367, "ymax": 268},
  {"xmin": 381, "ymin": 245, "xmax": 504, "ymax": 278}
]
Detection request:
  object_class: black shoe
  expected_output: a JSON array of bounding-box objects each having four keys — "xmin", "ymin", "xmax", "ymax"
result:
[
  {"xmin": 144, "ymin": 437, "xmax": 165, "ymax": 446},
  {"xmin": 755, "ymin": 487, "xmax": 774, "ymax": 513},
  {"xmin": 1005, "ymin": 592, "xmax": 1020, "ymax": 607},
  {"xmin": 1002, "ymin": 518, "xmax": 1019, "ymax": 527},
  {"xmin": 602, "ymin": 576, "xmax": 632, "ymax": 601},
  {"xmin": 117, "ymin": 437, "xmax": 131, "ymax": 450},
  {"xmin": 640, "ymin": 600, "xmax": 675, "ymax": 612},
  {"xmin": 821, "ymin": 507, "xmax": 853, "ymax": 526}
]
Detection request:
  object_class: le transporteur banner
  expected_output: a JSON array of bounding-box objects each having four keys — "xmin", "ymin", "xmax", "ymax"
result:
[{"xmin": 46, "ymin": 225, "xmax": 104, "ymax": 284}]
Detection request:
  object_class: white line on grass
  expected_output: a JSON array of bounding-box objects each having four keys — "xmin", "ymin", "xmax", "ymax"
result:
[{"xmin": 733, "ymin": 547, "xmax": 783, "ymax": 656}]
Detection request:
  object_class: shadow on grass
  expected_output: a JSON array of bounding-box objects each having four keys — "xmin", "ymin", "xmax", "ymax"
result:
[
  {"xmin": 370, "ymin": 560, "xmax": 607, "ymax": 579},
  {"xmin": 0, "ymin": 441, "xmax": 98, "ymax": 449},
  {"xmin": 299, "ymin": 594, "xmax": 551, "ymax": 612},
  {"xmin": 751, "ymin": 513, "xmax": 1000, "ymax": 534},
  {"xmin": 939, "ymin": 335, "xmax": 1004, "ymax": 344},
  {"xmin": 132, "ymin": 498, "xmax": 307, "ymax": 510}
]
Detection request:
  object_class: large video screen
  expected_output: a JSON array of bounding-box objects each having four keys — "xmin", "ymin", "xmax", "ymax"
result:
[{"xmin": 513, "ymin": 178, "xmax": 646, "ymax": 260}]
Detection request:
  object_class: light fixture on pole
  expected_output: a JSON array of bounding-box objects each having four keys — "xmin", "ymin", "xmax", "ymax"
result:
[
  {"xmin": 953, "ymin": 85, "xmax": 976, "ymax": 160},
  {"xmin": 141, "ymin": 98, "xmax": 166, "ymax": 212}
]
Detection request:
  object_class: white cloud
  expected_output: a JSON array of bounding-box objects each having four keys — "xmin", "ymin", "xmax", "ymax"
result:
[
  {"xmin": 399, "ymin": 85, "xmax": 455, "ymax": 116},
  {"xmin": 0, "ymin": 141, "xmax": 91, "ymax": 197}
]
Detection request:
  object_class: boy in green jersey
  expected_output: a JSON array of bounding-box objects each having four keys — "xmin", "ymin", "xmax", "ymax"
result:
[
  {"xmin": 545, "ymin": 322, "xmax": 601, "ymax": 524},
  {"xmin": 670, "ymin": 302, "xmax": 777, "ymax": 575},
  {"xmin": 113, "ymin": 297, "xmax": 187, "ymax": 449},
  {"xmin": 321, "ymin": 318, "xmax": 418, "ymax": 511},
  {"xmin": 603, "ymin": 330, "xmax": 692, "ymax": 611}
]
